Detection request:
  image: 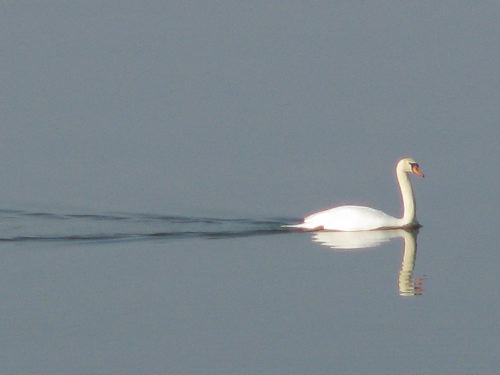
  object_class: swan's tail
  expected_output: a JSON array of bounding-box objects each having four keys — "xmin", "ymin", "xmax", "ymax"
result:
[{"xmin": 281, "ymin": 222, "xmax": 323, "ymax": 231}]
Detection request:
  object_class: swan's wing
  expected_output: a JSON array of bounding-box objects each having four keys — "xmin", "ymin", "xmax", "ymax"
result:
[{"xmin": 304, "ymin": 205, "xmax": 399, "ymax": 231}]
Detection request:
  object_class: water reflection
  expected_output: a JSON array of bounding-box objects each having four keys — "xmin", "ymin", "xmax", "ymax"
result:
[{"xmin": 312, "ymin": 229, "xmax": 423, "ymax": 296}]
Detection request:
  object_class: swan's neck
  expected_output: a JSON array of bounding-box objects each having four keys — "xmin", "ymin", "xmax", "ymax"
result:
[{"xmin": 397, "ymin": 168, "xmax": 417, "ymax": 226}]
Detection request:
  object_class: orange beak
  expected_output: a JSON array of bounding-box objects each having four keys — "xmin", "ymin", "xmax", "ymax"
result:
[{"xmin": 411, "ymin": 163, "xmax": 425, "ymax": 177}]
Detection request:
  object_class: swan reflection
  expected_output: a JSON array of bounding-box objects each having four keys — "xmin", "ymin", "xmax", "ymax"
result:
[{"xmin": 312, "ymin": 229, "xmax": 423, "ymax": 296}]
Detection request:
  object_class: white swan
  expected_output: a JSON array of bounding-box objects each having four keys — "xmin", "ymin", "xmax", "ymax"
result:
[{"xmin": 284, "ymin": 157, "xmax": 424, "ymax": 231}]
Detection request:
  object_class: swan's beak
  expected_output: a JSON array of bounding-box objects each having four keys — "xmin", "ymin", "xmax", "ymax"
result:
[{"xmin": 411, "ymin": 163, "xmax": 425, "ymax": 178}]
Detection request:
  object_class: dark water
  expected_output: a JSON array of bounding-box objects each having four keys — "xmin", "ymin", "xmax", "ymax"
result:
[{"xmin": 0, "ymin": 209, "xmax": 291, "ymax": 242}]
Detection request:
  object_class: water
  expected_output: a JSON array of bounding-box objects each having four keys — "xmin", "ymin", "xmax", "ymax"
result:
[
  {"xmin": 1, "ymin": 1, "xmax": 499, "ymax": 374},
  {"xmin": 0, "ymin": 209, "xmax": 290, "ymax": 242},
  {"xmin": 0, "ymin": 208, "xmax": 498, "ymax": 374}
]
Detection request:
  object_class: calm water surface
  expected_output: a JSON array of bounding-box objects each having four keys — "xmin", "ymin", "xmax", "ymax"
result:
[
  {"xmin": 0, "ymin": 209, "xmax": 497, "ymax": 374},
  {"xmin": 1, "ymin": 1, "xmax": 499, "ymax": 374}
]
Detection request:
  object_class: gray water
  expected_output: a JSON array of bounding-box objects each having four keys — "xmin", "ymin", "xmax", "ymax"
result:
[{"xmin": 1, "ymin": 1, "xmax": 499, "ymax": 374}]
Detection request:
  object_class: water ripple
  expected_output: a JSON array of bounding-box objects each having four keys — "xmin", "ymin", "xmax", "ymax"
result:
[{"xmin": 0, "ymin": 209, "xmax": 294, "ymax": 243}]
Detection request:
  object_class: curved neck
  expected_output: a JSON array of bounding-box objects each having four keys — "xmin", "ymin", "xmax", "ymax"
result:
[
  {"xmin": 397, "ymin": 168, "xmax": 417, "ymax": 226},
  {"xmin": 399, "ymin": 230, "xmax": 419, "ymax": 296}
]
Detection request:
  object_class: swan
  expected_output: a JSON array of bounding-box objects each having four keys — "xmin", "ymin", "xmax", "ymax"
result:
[{"xmin": 284, "ymin": 157, "xmax": 424, "ymax": 231}]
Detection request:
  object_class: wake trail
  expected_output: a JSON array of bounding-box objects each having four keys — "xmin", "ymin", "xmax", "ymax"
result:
[{"xmin": 0, "ymin": 209, "xmax": 296, "ymax": 243}]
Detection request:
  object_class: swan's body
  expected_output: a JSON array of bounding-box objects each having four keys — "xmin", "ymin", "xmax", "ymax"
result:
[{"xmin": 285, "ymin": 158, "xmax": 424, "ymax": 231}]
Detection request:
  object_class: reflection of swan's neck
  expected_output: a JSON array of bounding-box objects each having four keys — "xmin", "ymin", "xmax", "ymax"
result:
[
  {"xmin": 399, "ymin": 230, "xmax": 419, "ymax": 296},
  {"xmin": 397, "ymin": 167, "xmax": 416, "ymax": 227},
  {"xmin": 311, "ymin": 228, "xmax": 423, "ymax": 296}
]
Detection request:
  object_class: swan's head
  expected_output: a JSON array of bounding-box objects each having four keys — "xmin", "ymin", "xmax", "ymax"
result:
[{"xmin": 398, "ymin": 157, "xmax": 424, "ymax": 177}]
